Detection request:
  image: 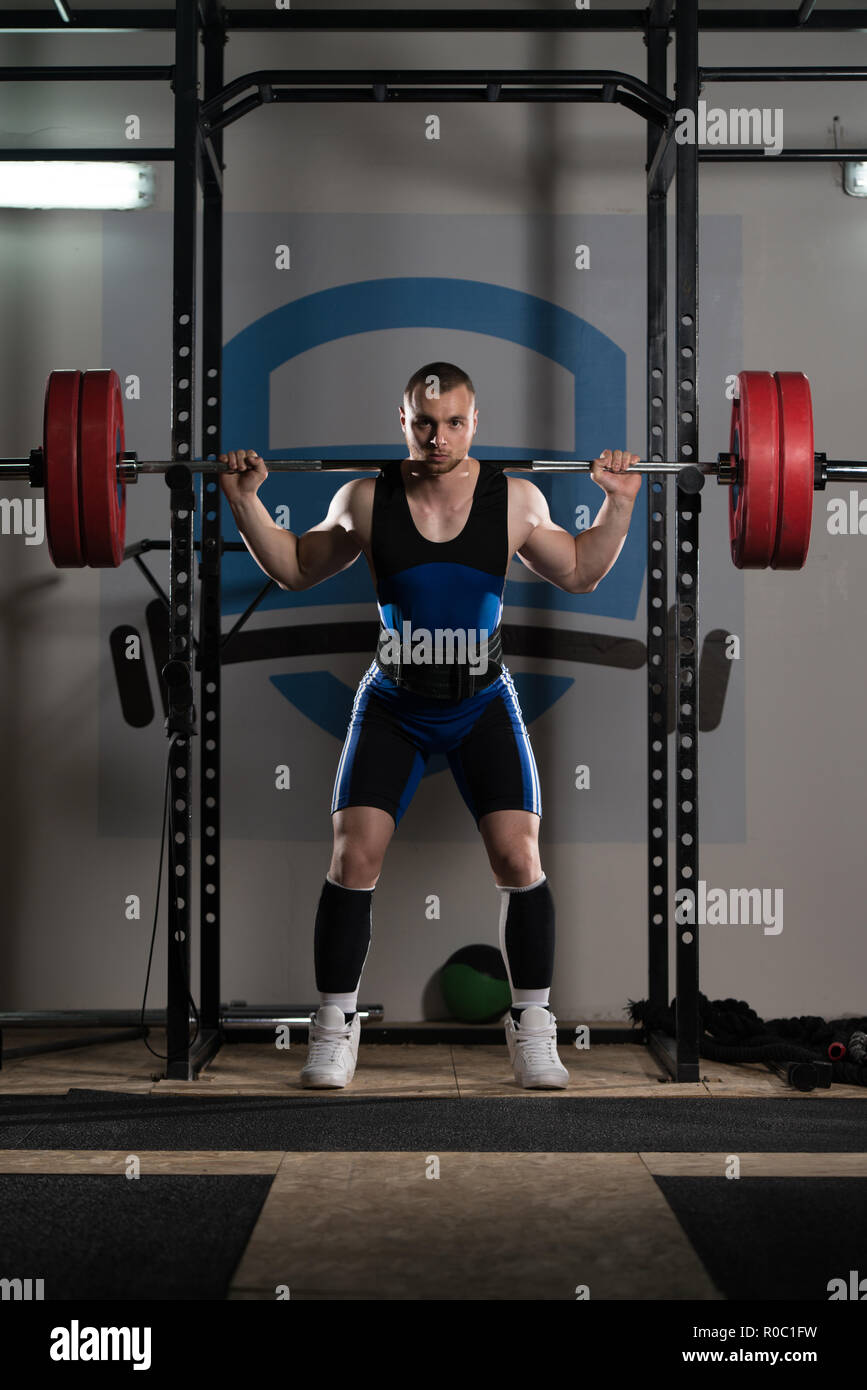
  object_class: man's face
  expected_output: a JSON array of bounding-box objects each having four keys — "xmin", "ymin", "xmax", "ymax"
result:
[{"xmin": 399, "ymin": 384, "xmax": 478, "ymax": 474}]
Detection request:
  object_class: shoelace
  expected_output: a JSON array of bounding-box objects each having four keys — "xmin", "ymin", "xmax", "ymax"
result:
[
  {"xmin": 307, "ymin": 1026, "xmax": 353, "ymax": 1064},
  {"xmin": 514, "ymin": 1022, "xmax": 560, "ymax": 1064}
]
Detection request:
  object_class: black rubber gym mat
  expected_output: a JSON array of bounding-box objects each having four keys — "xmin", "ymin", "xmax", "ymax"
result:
[
  {"xmin": 0, "ymin": 1173, "xmax": 271, "ymax": 1300},
  {"xmin": 0, "ymin": 1091, "xmax": 865, "ymax": 1151},
  {"xmin": 655, "ymin": 1177, "xmax": 867, "ymax": 1301}
]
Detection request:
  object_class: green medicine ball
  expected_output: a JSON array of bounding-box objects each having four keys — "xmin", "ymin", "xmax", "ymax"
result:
[{"xmin": 440, "ymin": 944, "xmax": 512, "ymax": 1023}]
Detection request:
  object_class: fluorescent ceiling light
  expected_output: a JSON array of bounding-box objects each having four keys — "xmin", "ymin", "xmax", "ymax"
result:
[
  {"xmin": 844, "ymin": 161, "xmax": 867, "ymax": 197},
  {"xmin": 53, "ymin": 0, "xmax": 72, "ymax": 22},
  {"xmin": 0, "ymin": 162, "xmax": 155, "ymax": 209}
]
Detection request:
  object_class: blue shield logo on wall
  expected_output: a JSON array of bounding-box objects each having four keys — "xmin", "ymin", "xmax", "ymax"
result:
[{"xmin": 219, "ymin": 277, "xmax": 644, "ymax": 766}]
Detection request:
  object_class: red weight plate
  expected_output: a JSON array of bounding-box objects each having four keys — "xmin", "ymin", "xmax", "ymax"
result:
[
  {"xmin": 772, "ymin": 371, "xmax": 813, "ymax": 570},
  {"xmin": 43, "ymin": 370, "xmax": 85, "ymax": 567},
  {"xmin": 79, "ymin": 369, "xmax": 126, "ymax": 567},
  {"xmin": 729, "ymin": 370, "xmax": 780, "ymax": 569}
]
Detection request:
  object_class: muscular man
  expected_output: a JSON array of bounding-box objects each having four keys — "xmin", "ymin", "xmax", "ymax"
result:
[{"xmin": 220, "ymin": 362, "xmax": 640, "ymax": 1090}]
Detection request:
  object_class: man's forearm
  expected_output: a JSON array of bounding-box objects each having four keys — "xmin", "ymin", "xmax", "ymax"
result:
[
  {"xmin": 229, "ymin": 494, "xmax": 300, "ymax": 589},
  {"xmin": 573, "ymin": 494, "xmax": 637, "ymax": 591}
]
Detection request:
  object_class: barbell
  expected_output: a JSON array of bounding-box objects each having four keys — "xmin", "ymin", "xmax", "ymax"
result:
[{"xmin": 0, "ymin": 365, "xmax": 860, "ymax": 571}]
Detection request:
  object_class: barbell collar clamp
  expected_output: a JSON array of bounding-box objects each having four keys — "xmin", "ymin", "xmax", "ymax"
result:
[
  {"xmin": 119, "ymin": 452, "xmax": 140, "ymax": 484},
  {"xmin": 28, "ymin": 447, "xmax": 45, "ymax": 489},
  {"xmin": 814, "ymin": 452, "xmax": 827, "ymax": 491}
]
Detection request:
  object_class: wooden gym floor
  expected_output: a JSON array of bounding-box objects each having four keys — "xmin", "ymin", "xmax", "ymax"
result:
[{"xmin": 1, "ymin": 1026, "xmax": 865, "ymax": 1301}]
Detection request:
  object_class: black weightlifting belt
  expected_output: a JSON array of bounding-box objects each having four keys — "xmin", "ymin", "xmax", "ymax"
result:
[{"xmin": 374, "ymin": 622, "xmax": 504, "ymax": 702}]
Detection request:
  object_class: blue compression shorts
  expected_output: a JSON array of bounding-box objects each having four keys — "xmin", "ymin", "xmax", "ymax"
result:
[{"xmin": 330, "ymin": 660, "xmax": 542, "ymax": 827}]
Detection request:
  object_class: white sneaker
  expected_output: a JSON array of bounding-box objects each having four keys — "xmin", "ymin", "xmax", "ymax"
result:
[
  {"xmin": 504, "ymin": 1005, "xmax": 569, "ymax": 1090},
  {"xmin": 299, "ymin": 1005, "xmax": 361, "ymax": 1089}
]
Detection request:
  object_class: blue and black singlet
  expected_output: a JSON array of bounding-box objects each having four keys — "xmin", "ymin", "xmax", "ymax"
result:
[
  {"xmin": 372, "ymin": 457, "xmax": 508, "ymax": 701},
  {"xmin": 330, "ymin": 458, "xmax": 542, "ymax": 827}
]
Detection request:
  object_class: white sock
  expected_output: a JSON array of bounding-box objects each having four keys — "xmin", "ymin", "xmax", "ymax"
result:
[
  {"xmin": 512, "ymin": 992, "xmax": 551, "ymax": 1011},
  {"xmin": 326, "ymin": 872, "xmax": 377, "ymax": 891},
  {"xmin": 496, "ymin": 872, "xmax": 546, "ymax": 895},
  {"xmin": 320, "ymin": 994, "xmax": 359, "ymax": 1017}
]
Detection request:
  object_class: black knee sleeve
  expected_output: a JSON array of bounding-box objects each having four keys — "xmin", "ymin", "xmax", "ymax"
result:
[
  {"xmin": 499, "ymin": 877, "xmax": 555, "ymax": 990},
  {"xmin": 314, "ymin": 877, "xmax": 373, "ymax": 993}
]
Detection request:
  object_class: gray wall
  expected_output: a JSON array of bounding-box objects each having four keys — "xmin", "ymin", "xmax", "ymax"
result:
[{"xmin": 1, "ymin": 12, "xmax": 866, "ymax": 1022}]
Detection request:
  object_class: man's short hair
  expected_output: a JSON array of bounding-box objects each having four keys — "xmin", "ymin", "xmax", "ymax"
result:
[{"xmin": 403, "ymin": 362, "xmax": 476, "ymax": 407}]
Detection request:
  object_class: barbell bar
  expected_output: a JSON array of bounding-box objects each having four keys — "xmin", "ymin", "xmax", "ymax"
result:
[
  {"xmin": 126, "ymin": 458, "xmax": 867, "ymax": 479},
  {"xmin": 126, "ymin": 457, "xmax": 704, "ymax": 476},
  {"xmin": 6, "ymin": 452, "xmax": 860, "ymax": 480},
  {"xmin": 0, "ymin": 365, "xmax": 864, "ymax": 571},
  {"xmin": 0, "ymin": 458, "xmax": 721, "ymax": 478}
]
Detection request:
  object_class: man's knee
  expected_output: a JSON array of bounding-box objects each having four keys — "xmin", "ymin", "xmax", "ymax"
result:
[
  {"xmin": 488, "ymin": 839, "xmax": 542, "ymax": 887},
  {"xmin": 328, "ymin": 841, "xmax": 383, "ymax": 890}
]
